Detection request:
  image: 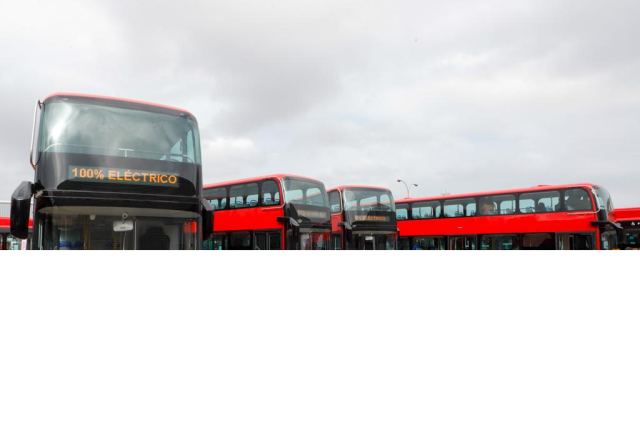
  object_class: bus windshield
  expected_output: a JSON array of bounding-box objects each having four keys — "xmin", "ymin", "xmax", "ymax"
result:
[
  {"xmin": 282, "ymin": 178, "xmax": 329, "ymax": 208},
  {"xmin": 38, "ymin": 98, "xmax": 201, "ymax": 164},
  {"xmin": 36, "ymin": 206, "xmax": 200, "ymax": 250},
  {"xmin": 343, "ymin": 188, "xmax": 395, "ymax": 212},
  {"xmin": 594, "ymin": 186, "xmax": 614, "ymax": 213}
]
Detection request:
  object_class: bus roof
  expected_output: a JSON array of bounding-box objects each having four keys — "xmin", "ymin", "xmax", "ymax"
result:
[
  {"xmin": 396, "ymin": 183, "xmax": 597, "ymax": 204},
  {"xmin": 329, "ymin": 185, "xmax": 392, "ymax": 192},
  {"xmin": 612, "ymin": 207, "xmax": 640, "ymax": 221},
  {"xmin": 204, "ymin": 174, "xmax": 325, "ymax": 189},
  {"xmin": 42, "ymin": 93, "xmax": 195, "ymax": 116}
]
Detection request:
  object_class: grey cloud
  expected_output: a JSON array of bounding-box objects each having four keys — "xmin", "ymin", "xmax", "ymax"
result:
[{"xmin": 1, "ymin": 0, "xmax": 639, "ymax": 208}]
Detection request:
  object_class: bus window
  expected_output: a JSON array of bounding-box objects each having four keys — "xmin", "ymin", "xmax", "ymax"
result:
[
  {"xmin": 37, "ymin": 208, "xmax": 200, "ymax": 250},
  {"xmin": 283, "ymin": 178, "xmax": 329, "ymax": 208},
  {"xmin": 625, "ymin": 230, "xmax": 640, "ymax": 249},
  {"xmin": 594, "ymin": 186, "xmax": 614, "ymax": 214},
  {"xmin": 398, "ymin": 237, "xmax": 411, "ymax": 250},
  {"xmin": 204, "ymin": 187, "xmax": 228, "ymax": 210},
  {"xmin": 40, "ymin": 100, "xmax": 201, "ymax": 164},
  {"xmin": 300, "ymin": 232, "xmax": 329, "ymax": 250},
  {"xmin": 600, "ymin": 231, "xmax": 618, "ymax": 250},
  {"xmin": 396, "ymin": 203, "xmax": 409, "ymax": 220},
  {"xmin": 564, "ymin": 189, "xmax": 592, "ymax": 211},
  {"xmin": 479, "ymin": 195, "xmax": 516, "ymax": 216},
  {"xmin": 380, "ymin": 194, "xmax": 392, "ymax": 208},
  {"xmin": 204, "ymin": 234, "xmax": 227, "ymax": 250},
  {"xmin": 522, "ymin": 233, "xmax": 555, "ymax": 250},
  {"xmin": 480, "ymin": 234, "xmax": 519, "ymax": 250},
  {"xmin": 412, "ymin": 201, "xmax": 441, "ymax": 219},
  {"xmin": 443, "ymin": 198, "xmax": 476, "ymax": 218},
  {"xmin": 230, "ymin": 183, "xmax": 259, "ymax": 209},
  {"xmin": 229, "ymin": 231, "xmax": 252, "ymax": 250},
  {"xmin": 261, "ymin": 180, "xmax": 281, "ymax": 206},
  {"xmin": 255, "ymin": 233, "xmax": 267, "ymax": 250},
  {"xmin": 269, "ymin": 233, "xmax": 282, "ymax": 250},
  {"xmin": 412, "ymin": 236, "xmax": 445, "ymax": 250},
  {"xmin": 449, "ymin": 236, "xmax": 476, "ymax": 250},
  {"xmin": 375, "ymin": 234, "xmax": 396, "ymax": 250},
  {"xmin": 519, "ymin": 191, "xmax": 560, "ymax": 214},
  {"xmin": 329, "ymin": 191, "xmax": 341, "ymax": 213}
]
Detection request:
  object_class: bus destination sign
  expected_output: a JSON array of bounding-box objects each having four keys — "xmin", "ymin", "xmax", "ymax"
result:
[
  {"xmin": 354, "ymin": 214, "xmax": 390, "ymax": 222},
  {"xmin": 69, "ymin": 166, "xmax": 179, "ymax": 187}
]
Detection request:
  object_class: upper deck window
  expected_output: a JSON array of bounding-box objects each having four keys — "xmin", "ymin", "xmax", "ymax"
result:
[
  {"xmin": 230, "ymin": 183, "xmax": 259, "ymax": 209},
  {"xmin": 38, "ymin": 98, "xmax": 201, "ymax": 164},
  {"xmin": 261, "ymin": 180, "xmax": 281, "ymax": 206},
  {"xmin": 396, "ymin": 203, "xmax": 409, "ymax": 220},
  {"xmin": 203, "ymin": 187, "xmax": 228, "ymax": 210},
  {"xmin": 443, "ymin": 198, "xmax": 476, "ymax": 217},
  {"xmin": 479, "ymin": 195, "xmax": 516, "ymax": 216},
  {"xmin": 519, "ymin": 191, "xmax": 561, "ymax": 213},
  {"xmin": 412, "ymin": 201, "xmax": 440, "ymax": 219},
  {"xmin": 564, "ymin": 188, "xmax": 593, "ymax": 211}
]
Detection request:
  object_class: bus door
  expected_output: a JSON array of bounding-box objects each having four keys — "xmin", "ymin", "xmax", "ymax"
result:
[
  {"xmin": 255, "ymin": 231, "xmax": 282, "ymax": 250},
  {"xmin": 331, "ymin": 233, "xmax": 342, "ymax": 250},
  {"xmin": 448, "ymin": 235, "xmax": 477, "ymax": 250},
  {"xmin": 557, "ymin": 233, "xmax": 594, "ymax": 250}
]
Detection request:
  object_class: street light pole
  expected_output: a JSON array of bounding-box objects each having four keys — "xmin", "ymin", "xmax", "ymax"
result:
[{"xmin": 397, "ymin": 179, "xmax": 418, "ymax": 198}]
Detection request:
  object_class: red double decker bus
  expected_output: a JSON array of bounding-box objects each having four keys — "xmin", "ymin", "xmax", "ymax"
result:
[
  {"xmin": 1, "ymin": 201, "xmax": 32, "ymax": 250},
  {"xmin": 611, "ymin": 207, "xmax": 640, "ymax": 249},
  {"xmin": 203, "ymin": 174, "xmax": 331, "ymax": 250},
  {"xmin": 396, "ymin": 183, "xmax": 621, "ymax": 250},
  {"xmin": 327, "ymin": 186, "xmax": 397, "ymax": 250}
]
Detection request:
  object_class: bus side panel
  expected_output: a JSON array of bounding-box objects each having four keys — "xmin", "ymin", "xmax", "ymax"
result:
[
  {"xmin": 330, "ymin": 212, "xmax": 343, "ymax": 233},
  {"xmin": 398, "ymin": 212, "xmax": 598, "ymax": 237},
  {"xmin": 213, "ymin": 207, "xmax": 285, "ymax": 232}
]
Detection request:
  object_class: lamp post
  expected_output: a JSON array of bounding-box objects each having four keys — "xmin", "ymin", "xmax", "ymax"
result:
[{"xmin": 397, "ymin": 180, "xmax": 418, "ymax": 198}]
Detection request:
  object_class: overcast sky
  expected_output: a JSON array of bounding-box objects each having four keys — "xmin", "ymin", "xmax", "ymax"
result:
[{"xmin": 1, "ymin": 0, "xmax": 639, "ymax": 206}]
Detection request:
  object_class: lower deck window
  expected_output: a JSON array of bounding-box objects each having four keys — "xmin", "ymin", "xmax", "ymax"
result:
[
  {"xmin": 522, "ymin": 233, "xmax": 555, "ymax": 250},
  {"xmin": 480, "ymin": 234, "xmax": 519, "ymax": 250}
]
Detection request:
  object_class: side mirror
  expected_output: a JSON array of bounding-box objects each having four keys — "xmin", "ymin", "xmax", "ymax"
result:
[
  {"xmin": 201, "ymin": 198, "xmax": 214, "ymax": 241},
  {"xmin": 11, "ymin": 181, "xmax": 33, "ymax": 239}
]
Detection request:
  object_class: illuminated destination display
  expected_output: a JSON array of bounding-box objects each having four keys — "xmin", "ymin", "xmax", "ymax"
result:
[
  {"xmin": 69, "ymin": 166, "xmax": 179, "ymax": 187},
  {"xmin": 297, "ymin": 209, "xmax": 329, "ymax": 220},
  {"xmin": 354, "ymin": 215, "xmax": 390, "ymax": 221}
]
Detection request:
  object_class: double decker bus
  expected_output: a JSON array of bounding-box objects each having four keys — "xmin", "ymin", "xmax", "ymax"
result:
[
  {"xmin": 203, "ymin": 174, "xmax": 331, "ymax": 250},
  {"xmin": 1, "ymin": 201, "xmax": 32, "ymax": 250},
  {"xmin": 611, "ymin": 207, "xmax": 640, "ymax": 249},
  {"xmin": 396, "ymin": 183, "xmax": 621, "ymax": 250},
  {"xmin": 10, "ymin": 93, "xmax": 212, "ymax": 250},
  {"xmin": 327, "ymin": 186, "xmax": 397, "ymax": 250}
]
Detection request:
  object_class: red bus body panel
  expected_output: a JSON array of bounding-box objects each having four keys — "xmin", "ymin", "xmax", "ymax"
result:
[
  {"xmin": 611, "ymin": 208, "xmax": 640, "ymax": 222},
  {"xmin": 213, "ymin": 207, "xmax": 284, "ymax": 232},
  {"xmin": 0, "ymin": 218, "xmax": 33, "ymax": 230},
  {"xmin": 398, "ymin": 212, "xmax": 597, "ymax": 237}
]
